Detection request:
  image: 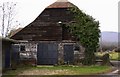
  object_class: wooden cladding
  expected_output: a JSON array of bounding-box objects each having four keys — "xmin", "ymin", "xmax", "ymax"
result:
[{"xmin": 11, "ymin": 8, "xmax": 75, "ymax": 41}]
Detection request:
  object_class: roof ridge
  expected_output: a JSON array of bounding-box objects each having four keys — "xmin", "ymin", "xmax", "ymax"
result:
[
  {"xmin": 56, "ymin": 0, "xmax": 69, "ymax": 2},
  {"xmin": 47, "ymin": 0, "xmax": 73, "ymax": 8}
]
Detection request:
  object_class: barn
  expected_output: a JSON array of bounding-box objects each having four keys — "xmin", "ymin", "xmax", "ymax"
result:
[{"xmin": 10, "ymin": 0, "xmax": 84, "ymax": 65}]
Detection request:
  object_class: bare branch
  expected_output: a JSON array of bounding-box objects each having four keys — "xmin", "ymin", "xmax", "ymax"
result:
[
  {"xmin": 1, "ymin": 3, "xmax": 5, "ymax": 37},
  {"xmin": 0, "ymin": 2, "xmax": 19, "ymax": 37}
]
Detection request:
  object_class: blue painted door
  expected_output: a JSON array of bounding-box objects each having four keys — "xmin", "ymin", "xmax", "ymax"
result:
[
  {"xmin": 64, "ymin": 44, "xmax": 74, "ymax": 64},
  {"xmin": 5, "ymin": 45, "xmax": 11, "ymax": 68},
  {"xmin": 37, "ymin": 43, "xmax": 58, "ymax": 65}
]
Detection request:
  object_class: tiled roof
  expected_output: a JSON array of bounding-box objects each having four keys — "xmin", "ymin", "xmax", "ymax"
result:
[
  {"xmin": 10, "ymin": 28, "xmax": 23, "ymax": 37},
  {"xmin": 47, "ymin": 1, "xmax": 73, "ymax": 8}
]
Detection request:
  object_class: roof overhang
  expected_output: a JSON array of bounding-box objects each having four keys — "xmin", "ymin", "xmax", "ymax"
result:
[{"xmin": 0, "ymin": 36, "xmax": 18, "ymax": 43}]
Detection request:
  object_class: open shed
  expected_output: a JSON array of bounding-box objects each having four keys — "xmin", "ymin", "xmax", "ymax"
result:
[{"xmin": 0, "ymin": 37, "xmax": 18, "ymax": 71}]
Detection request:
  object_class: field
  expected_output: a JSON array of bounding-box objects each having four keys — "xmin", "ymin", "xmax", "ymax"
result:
[
  {"xmin": 95, "ymin": 51, "xmax": 120, "ymax": 60},
  {"xmin": 3, "ymin": 65, "xmax": 112, "ymax": 76}
]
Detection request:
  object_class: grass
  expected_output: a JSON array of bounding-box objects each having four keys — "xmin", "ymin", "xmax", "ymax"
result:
[
  {"xmin": 95, "ymin": 51, "xmax": 120, "ymax": 60},
  {"xmin": 2, "ymin": 65, "xmax": 112, "ymax": 77},
  {"xmin": 34, "ymin": 66, "xmax": 109, "ymax": 74}
]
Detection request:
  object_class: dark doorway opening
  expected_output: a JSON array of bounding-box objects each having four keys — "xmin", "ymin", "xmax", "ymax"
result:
[
  {"xmin": 37, "ymin": 43, "xmax": 58, "ymax": 65},
  {"xmin": 64, "ymin": 44, "xmax": 74, "ymax": 64}
]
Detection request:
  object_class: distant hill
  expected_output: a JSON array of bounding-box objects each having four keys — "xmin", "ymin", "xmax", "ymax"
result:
[
  {"xmin": 100, "ymin": 31, "xmax": 119, "ymax": 47},
  {"xmin": 100, "ymin": 31, "xmax": 119, "ymax": 43}
]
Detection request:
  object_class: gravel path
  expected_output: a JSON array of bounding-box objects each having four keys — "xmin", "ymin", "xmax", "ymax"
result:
[{"xmin": 18, "ymin": 69, "xmax": 71, "ymax": 75}]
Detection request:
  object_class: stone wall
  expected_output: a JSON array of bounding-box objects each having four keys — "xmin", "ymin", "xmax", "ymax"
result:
[
  {"xmin": 58, "ymin": 41, "xmax": 85, "ymax": 65},
  {"xmin": 15, "ymin": 41, "xmax": 85, "ymax": 65}
]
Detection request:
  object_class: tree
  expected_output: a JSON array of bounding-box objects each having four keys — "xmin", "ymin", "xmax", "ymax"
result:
[
  {"xmin": 67, "ymin": 6, "xmax": 100, "ymax": 65},
  {"xmin": 0, "ymin": 2, "xmax": 19, "ymax": 37}
]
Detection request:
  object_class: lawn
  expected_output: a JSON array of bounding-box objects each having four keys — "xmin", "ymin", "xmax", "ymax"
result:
[{"xmin": 3, "ymin": 65, "xmax": 112, "ymax": 77}]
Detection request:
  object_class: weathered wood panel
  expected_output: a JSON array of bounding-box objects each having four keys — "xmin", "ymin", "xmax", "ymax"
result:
[{"xmin": 11, "ymin": 8, "xmax": 75, "ymax": 41}]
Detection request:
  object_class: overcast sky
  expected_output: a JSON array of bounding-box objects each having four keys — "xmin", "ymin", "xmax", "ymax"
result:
[{"xmin": 0, "ymin": 0, "xmax": 119, "ymax": 32}]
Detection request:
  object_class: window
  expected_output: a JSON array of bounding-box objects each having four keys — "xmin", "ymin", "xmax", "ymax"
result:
[
  {"xmin": 74, "ymin": 46, "xmax": 80, "ymax": 51},
  {"xmin": 20, "ymin": 45, "xmax": 25, "ymax": 51}
]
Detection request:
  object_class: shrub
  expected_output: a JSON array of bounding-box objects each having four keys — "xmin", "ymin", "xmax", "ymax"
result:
[{"xmin": 102, "ymin": 53, "xmax": 110, "ymax": 65}]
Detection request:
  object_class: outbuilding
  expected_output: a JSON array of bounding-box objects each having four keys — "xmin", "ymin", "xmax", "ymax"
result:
[{"xmin": 0, "ymin": 37, "xmax": 18, "ymax": 71}]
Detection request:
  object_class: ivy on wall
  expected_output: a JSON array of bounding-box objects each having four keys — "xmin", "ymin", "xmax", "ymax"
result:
[{"xmin": 67, "ymin": 6, "xmax": 101, "ymax": 65}]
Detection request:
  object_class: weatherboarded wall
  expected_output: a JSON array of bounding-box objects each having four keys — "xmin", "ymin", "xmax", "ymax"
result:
[{"xmin": 11, "ymin": 8, "xmax": 75, "ymax": 41}]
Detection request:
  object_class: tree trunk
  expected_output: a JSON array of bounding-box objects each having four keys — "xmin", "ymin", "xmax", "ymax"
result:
[{"xmin": 83, "ymin": 48, "xmax": 95, "ymax": 65}]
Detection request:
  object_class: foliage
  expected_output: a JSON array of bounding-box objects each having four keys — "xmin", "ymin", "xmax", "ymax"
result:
[
  {"xmin": 100, "ymin": 44, "xmax": 118, "ymax": 51},
  {"xmin": 67, "ymin": 6, "xmax": 100, "ymax": 65},
  {"xmin": 101, "ymin": 53, "xmax": 110, "ymax": 65},
  {"xmin": 115, "ymin": 47, "xmax": 120, "ymax": 52}
]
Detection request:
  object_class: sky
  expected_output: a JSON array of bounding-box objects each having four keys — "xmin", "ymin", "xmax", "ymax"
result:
[{"xmin": 0, "ymin": 0, "xmax": 119, "ymax": 32}]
